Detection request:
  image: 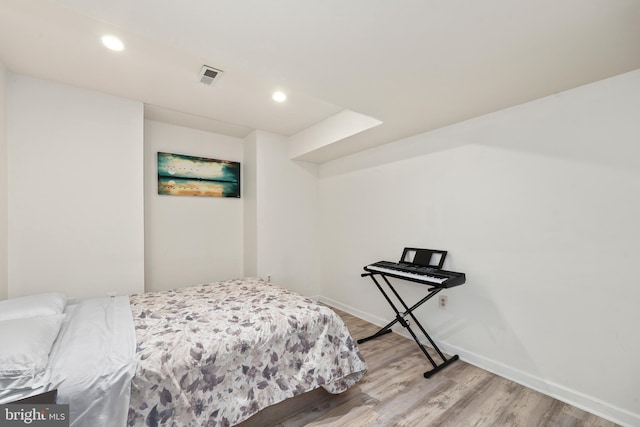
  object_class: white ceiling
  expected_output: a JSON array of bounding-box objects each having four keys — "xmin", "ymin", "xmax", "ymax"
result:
[{"xmin": 1, "ymin": 0, "xmax": 639, "ymax": 163}]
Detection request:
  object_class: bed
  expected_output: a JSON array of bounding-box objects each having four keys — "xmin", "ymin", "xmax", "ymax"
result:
[{"xmin": 0, "ymin": 278, "xmax": 367, "ymax": 427}]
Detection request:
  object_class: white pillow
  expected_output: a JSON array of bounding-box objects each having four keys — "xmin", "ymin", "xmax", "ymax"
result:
[
  {"xmin": 0, "ymin": 314, "xmax": 64, "ymax": 390},
  {"xmin": 0, "ymin": 292, "xmax": 67, "ymax": 321}
]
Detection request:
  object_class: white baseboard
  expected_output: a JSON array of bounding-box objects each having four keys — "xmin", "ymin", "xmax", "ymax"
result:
[
  {"xmin": 318, "ymin": 296, "xmax": 639, "ymax": 427},
  {"xmin": 318, "ymin": 295, "xmax": 390, "ymax": 327}
]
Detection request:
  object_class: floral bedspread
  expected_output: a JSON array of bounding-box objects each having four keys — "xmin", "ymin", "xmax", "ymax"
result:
[{"xmin": 127, "ymin": 278, "xmax": 367, "ymax": 426}]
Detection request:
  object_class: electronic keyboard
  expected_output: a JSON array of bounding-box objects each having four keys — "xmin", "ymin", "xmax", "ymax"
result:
[
  {"xmin": 364, "ymin": 260, "xmax": 466, "ymax": 288},
  {"xmin": 360, "ymin": 247, "xmax": 466, "ymax": 379}
]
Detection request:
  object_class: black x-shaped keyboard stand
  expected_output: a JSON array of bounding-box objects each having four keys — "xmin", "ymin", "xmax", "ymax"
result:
[{"xmin": 358, "ymin": 271, "xmax": 460, "ymax": 378}]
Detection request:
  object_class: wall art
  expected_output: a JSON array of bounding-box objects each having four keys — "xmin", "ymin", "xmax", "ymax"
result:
[{"xmin": 157, "ymin": 152, "xmax": 240, "ymax": 198}]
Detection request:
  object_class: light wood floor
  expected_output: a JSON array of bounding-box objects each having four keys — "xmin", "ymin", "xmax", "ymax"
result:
[{"xmin": 239, "ymin": 308, "xmax": 619, "ymax": 427}]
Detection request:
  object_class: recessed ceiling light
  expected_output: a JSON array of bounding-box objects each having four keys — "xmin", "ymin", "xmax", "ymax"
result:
[
  {"xmin": 272, "ymin": 91, "xmax": 287, "ymax": 103},
  {"xmin": 101, "ymin": 35, "xmax": 125, "ymax": 52}
]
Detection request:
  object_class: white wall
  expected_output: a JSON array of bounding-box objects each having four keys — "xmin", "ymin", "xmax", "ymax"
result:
[
  {"xmin": 251, "ymin": 131, "xmax": 320, "ymax": 297},
  {"xmin": 7, "ymin": 74, "xmax": 144, "ymax": 299},
  {"xmin": 243, "ymin": 131, "xmax": 258, "ymax": 277},
  {"xmin": 144, "ymin": 120, "xmax": 243, "ymax": 292},
  {"xmin": 318, "ymin": 69, "xmax": 640, "ymax": 426},
  {"xmin": 0, "ymin": 63, "xmax": 7, "ymax": 300}
]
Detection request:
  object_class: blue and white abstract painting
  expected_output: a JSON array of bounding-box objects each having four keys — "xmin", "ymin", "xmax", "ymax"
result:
[{"xmin": 157, "ymin": 152, "xmax": 240, "ymax": 198}]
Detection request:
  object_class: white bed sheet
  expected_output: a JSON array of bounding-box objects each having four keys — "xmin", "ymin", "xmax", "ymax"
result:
[{"xmin": 47, "ymin": 295, "xmax": 136, "ymax": 427}]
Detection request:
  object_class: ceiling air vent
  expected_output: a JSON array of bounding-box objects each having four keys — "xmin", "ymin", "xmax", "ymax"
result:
[{"xmin": 198, "ymin": 65, "xmax": 224, "ymax": 86}]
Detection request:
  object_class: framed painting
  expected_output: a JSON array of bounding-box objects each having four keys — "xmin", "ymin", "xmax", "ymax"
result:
[{"xmin": 157, "ymin": 152, "xmax": 241, "ymax": 198}]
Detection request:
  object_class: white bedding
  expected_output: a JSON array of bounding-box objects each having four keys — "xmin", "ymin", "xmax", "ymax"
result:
[
  {"xmin": 47, "ymin": 296, "xmax": 136, "ymax": 427},
  {"xmin": 1, "ymin": 283, "xmax": 366, "ymax": 427}
]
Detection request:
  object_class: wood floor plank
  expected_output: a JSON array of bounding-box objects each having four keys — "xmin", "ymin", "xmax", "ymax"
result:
[
  {"xmin": 491, "ymin": 386, "xmax": 553, "ymax": 427},
  {"xmin": 238, "ymin": 307, "xmax": 620, "ymax": 427}
]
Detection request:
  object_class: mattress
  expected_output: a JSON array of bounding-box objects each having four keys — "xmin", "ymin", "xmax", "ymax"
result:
[{"xmin": 6, "ymin": 278, "xmax": 367, "ymax": 426}]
